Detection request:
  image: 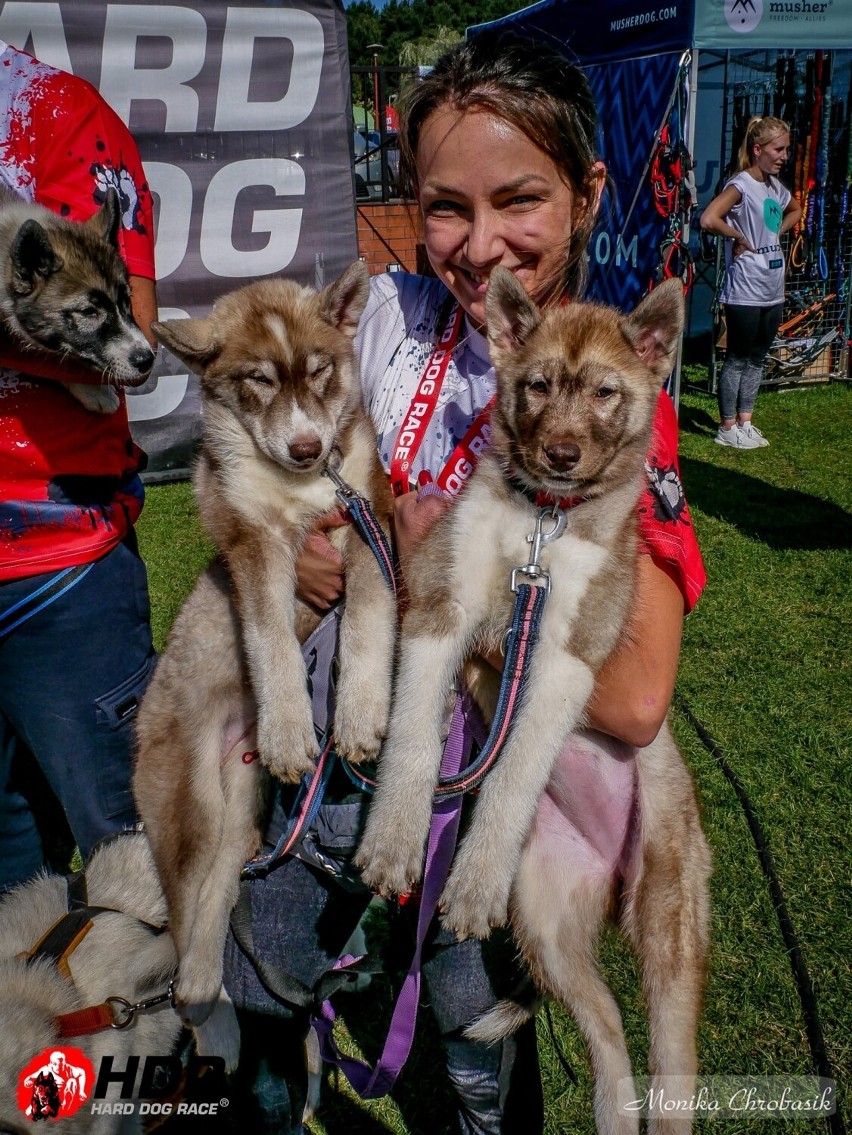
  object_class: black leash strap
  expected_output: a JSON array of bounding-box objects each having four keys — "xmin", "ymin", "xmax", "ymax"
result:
[
  {"xmin": 675, "ymin": 693, "xmax": 845, "ymax": 1135},
  {"xmin": 228, "ymin": 881, "xmax": 381, "ymax": 1012}
]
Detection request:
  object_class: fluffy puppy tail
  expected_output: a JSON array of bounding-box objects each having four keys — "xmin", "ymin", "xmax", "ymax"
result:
[{"xmin": 463, "ymin": 983, "xmax": 542, "ymax": 1044}]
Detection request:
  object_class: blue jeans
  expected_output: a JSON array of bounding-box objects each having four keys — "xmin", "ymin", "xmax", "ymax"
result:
[{"xmin": 0, "ymin": 534, "xmax": 156, "ymax": 888}]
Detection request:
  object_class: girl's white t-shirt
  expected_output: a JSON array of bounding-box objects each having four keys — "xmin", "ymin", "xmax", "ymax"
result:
[
  {"xmin": 720, "ymin": 170, "xmax": 791, "ymax": 307},
  {"xmin": 355, "ymin": 273, "xmax": 494, "ymax": 485}
]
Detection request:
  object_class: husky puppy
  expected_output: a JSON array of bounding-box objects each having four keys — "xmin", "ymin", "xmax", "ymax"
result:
[
  {"xmin": 0, "ymin": 833, "xmax": 183, "ymax": 1135},
  {"xmin": 0, "ymin": 184, "xmax": 154, "ymax": 413},
  {"xmin": 357, "ymin": 270, "xmax": 711, "ymax": 1134},
  {"xmin": 133, "ymin": 261, "xmax": 396, "ymax": 1039}
]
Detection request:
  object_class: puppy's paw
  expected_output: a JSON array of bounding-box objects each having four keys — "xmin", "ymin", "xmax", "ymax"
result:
[
  {"xmin": 439, "ymin": 867, "xmax": 510, "ymax": 940},
  {"xmin": 333, "ymin": 679, "xmax": 390, "ymax": 764},
  {"xmin": 173, "ymin": 972, "xmax": 220, "ymax": 1030},
  {"xmin": 354, "ymin": 824, "xmax": 425, "ymax": 898},
  {"xmin": 192, "ymin": 989, "xmax": 241, "ymax": 1074},
  {"xmin": 68, "ymin": 382, "xmax": 121, "ymax": 414},
  {"xmin": 258, "ymin": 712, "xmax": 318, "ymax": 783}
]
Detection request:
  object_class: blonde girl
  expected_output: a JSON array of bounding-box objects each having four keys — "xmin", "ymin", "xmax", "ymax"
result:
[{"xmin": 700, "ymin": 115, "xmax": 802, "ymax": 448}]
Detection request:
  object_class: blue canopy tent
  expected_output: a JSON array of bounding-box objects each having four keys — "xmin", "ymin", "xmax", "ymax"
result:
[{"xmin": 469, "ymin": 0, "xmax": 852, "ymax": 400}]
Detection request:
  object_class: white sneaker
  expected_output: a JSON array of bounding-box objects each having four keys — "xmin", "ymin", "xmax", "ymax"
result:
[
  {"xmin": 714, "ymin": 424, "xmax": 761, "ymax": 449},
  {"xmin": 738, "ymin": 421, "xmax": 769, "ymax": 447}
]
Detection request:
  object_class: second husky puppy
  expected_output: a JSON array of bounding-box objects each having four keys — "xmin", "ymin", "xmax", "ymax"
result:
[
  {"xmin": 133, "ymin": 261, "xmax": 396, "ymax": 1033},
  {"xmin": 0, "ymin": 185, "xmax": 154, "ymax": 412},
  {"xmin": 356, "ymin": 271, "xmax": 710, "ymax": 1133},
  {"xmin": 357, "ymin": 271, "xmax": 689, "ymax": 929}
]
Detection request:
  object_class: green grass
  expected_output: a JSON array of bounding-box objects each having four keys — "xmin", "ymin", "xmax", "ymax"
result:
[{"xmin": 135, "ymin": 377, "xmax": 852, "ymax": 1134}]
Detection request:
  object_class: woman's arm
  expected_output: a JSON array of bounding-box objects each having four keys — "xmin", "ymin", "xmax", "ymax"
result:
[
  {"xmin": 584, "ymin": 553, "xmax": 684, "ymax": 748},
  {"xmin": 129, "ymin": 274, "xmax": 159, "ymax": 351},
  {"xmin": 296, "ymin": 484, "xmax": 687, "ymax": 746},
  {"xmin": 391, "ymin": 492, "xmax": 686, "ymax": 749},
  {"xmin": 779, "ymin": 195, "xmax": 803, "ymax": 235},
  {"xmin": 699, "ymin": 183, "xmax": 754, "ymax": 254}
]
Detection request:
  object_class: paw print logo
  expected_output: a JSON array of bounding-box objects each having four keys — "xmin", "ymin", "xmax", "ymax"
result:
[
  {"xmin": 643, "ymin": 459, "xmax": 689, "ymax": 526},
  {"xmin": 92, "ymin": 163, "xmax": 143, "ymax": 232}
]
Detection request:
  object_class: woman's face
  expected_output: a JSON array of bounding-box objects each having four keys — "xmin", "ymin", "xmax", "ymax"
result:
[
  {"xmin": 415, "ymin": 107, "xmax": 583, "ymax": 328},
  {"xmin": 754, "ymin": 132, "xmax": 790, "ymax": 177}
]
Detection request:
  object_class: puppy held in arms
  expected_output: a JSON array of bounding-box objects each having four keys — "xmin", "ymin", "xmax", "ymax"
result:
[
  {"xmin": 356, "ymin": 270, "xmax": 689, "ymax": 928},
  {"xmin": 0, "ymin": 185, "xmax": 154, "ymax": 412},
  {"xmin": 357, "ymin": 271, "xmax": 711, "ymax": 1134},
  {"xmin": 133, "ymin": 261, "xmax": 396, "ymax": 1050}
]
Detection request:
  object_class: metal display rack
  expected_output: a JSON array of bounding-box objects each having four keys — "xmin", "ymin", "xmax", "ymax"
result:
[{"xmin": 708, "ymin": 49, "xmax": 852, "ymax": 390}]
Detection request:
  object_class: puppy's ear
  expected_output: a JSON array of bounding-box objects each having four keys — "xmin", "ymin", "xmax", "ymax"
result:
[
  {"xmin": 9, "ymin": 220, "xmax": 63, "ymax": 294},
  {"xmin": 485, "ymin": 266, "xmax": 541, "ymax": 357},
  {"xmin": 319, "ymin": 260, "xmax": 370, "ymax": 338},
  {"xmin": 85, "ymin": 188, "xmax": 122, "ymax": 248},
  {"xmin": 622, "ymin": 279, "xmax": 684, "ymax": 382},
  {"xmin": 152, "ymin": 317, "xmax": 219, "ymax": 371}
]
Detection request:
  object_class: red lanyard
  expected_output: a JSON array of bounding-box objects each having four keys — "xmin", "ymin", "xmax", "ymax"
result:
[
  {"xmin": 436, "ymin": 395, "xmax": 495, "ymax": 498},
  {"xmin": 389, "ymin": 303, "xmax": 495, "ymax": 498}
]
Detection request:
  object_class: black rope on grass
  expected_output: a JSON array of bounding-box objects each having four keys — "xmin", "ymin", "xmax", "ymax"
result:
[{"xmin": 675, "ymin": 692, "xmax": 845, "ymax": 1135}]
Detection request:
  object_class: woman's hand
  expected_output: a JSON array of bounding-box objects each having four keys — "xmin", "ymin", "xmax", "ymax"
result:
[
  {"xmin": 393, "ymin": 487, "xmax": 452, "ymax": 584},
  {"xmin": 731, "ymin": 233, "xmax": 755, "ymax": 259},
  {"xmin": 295, "ymin": 509, "xmax": 350, "ymax": 609}
]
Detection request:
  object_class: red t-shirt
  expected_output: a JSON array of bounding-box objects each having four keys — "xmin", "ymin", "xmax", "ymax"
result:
[
  {"xmin": 639, "ymin": 390, "xmax": 706, "ymax": 613},
  {"xmin": 0, "ymin": 41, "xmax": 156, "ymax": 581}
]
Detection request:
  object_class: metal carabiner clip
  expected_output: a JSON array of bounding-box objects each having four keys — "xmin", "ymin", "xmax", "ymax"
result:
[{"xmin": 510, "ymin": 506, "xmax": 567, "ymax": 593}]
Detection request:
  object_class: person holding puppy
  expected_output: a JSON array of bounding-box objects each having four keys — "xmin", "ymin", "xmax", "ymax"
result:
[
  {"xmin": 700, "ymin": 116, "xmax": 801, "ymax": 449},
  {"xmin": 0, "ymin": 41, "xmax": 158, "ymax": 889},
  {"xmin": 225, "ymin": 31, "xmax": 705, "ymax": 1134}
]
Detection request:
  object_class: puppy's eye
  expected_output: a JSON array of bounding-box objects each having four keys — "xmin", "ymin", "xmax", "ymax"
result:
[
  {"xmin": 245, "ymin": 373, "xmax": 274, "ymax": 387},
  {"xmin": 78, "ymin": 305, "xmax": 101, "ymax": 319},
  {"xmin": 528, "ymin": 380, "xmax": 548, "ymax": 395},
  {"xmin": 311, "ymin": 361, "xmax": 333, "ymax": 380},
  {"xmin": 595, "ymin": 386, "xmax": 617, "ymax": 399}
]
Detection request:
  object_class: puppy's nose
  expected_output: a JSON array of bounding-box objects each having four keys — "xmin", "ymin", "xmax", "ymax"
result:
[
  {"xmin": 289, "ymin": 437, "xmax": 322, "ymax": 463},
  {"xmin": 544, "ymin": 441, "xmax": 581, "ymax": 471},
  {"xmin": 129, "ymin": 345, "xmax": 155, "ymax": 374}
]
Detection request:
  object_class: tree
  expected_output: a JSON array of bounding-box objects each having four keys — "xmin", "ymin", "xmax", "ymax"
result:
[{"xmin": 398, "ymin": 26, "xmax": 462, "ymax": 68}]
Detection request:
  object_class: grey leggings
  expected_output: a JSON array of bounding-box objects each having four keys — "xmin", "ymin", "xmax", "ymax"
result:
[{"xmin": 719, "ymin": 302, "xmax": 783, "ymax": 419}]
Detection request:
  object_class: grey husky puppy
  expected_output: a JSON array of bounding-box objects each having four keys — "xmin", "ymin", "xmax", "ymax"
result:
[
  {"xmin": 0, "ymin": 185, "xmax": 154, "ymax": 413},
  {"xmin": 356, "ymin": 270, "xmax": 711, "ymax": 1135},
  {"xmin": 133, "ymin": 262, "xmax": 396, "ymax": 1044},
  {"xmin": 0, "ymin": 833, "xmax": 182, "ymax": 1135}
]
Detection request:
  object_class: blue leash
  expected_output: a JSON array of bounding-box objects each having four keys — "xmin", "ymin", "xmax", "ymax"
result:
[
  {"xmin": 341, "ymin": 505, "xmax": 565, "ymax": 799},
  {"xmin": 323, "ymin": 462, "xmax": 396, "ymax": 598},
  {"xmin": 0, "ymin": 562, "xmax": 93, "ymax": 640},
  {"xmin": 241, "ymin": 462, "xmax": 396, "ymax": 877}
]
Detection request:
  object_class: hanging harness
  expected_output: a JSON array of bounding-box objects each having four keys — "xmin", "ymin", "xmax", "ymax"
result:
[{"xmin": 648, "ymin": 56, "xmax": 695, "ymax": 294}]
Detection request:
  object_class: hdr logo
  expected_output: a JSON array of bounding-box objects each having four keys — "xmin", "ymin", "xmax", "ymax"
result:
[
  {"xmin": 16, "ymin": 1047, "xmax": 95, "ymax": 1123},
  {"xmin": 725, "ymin": 0, "xmax": 764, "ymax": 32}
]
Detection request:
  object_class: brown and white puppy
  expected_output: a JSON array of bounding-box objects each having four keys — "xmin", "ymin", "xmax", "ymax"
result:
[
  {"xmin": 356, "ymin": 270, "xmax": 711, "ymax": 1134},
  {"xmin": 133, "ymin": 262, "xmax": 396, "ymax": 1045},
  {"xmin": 0, "ymin": 185, "xmax": 154, "ymax": 412}
]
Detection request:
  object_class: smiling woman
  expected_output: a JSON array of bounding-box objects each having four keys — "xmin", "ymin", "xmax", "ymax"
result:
[
  {"xmin": 223, "ymin": 29, "xmax": 706, "ymax": 1135},
  {"xmin": 415, "ymin": 108, "xmax": 582, "ymax": 328}
]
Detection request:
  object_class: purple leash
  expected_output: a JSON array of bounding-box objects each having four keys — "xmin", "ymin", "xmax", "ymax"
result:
[{"xmin": 310, "ymin": 694, "xmax": 475, "ymax": 1098}]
